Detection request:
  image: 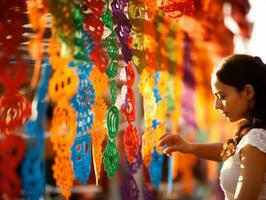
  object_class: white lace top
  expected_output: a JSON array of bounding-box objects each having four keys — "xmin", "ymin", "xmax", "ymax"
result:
[{"xmin": 220, "ymin": 128, "xmax": 266, "ymax": 200}]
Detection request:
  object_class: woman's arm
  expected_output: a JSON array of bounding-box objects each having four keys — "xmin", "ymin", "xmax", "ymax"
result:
[
  {"xmin": 234, "ymin": 145, "xmax": 266, "ymax": 200},
  {"xmin": 188, "ymin": 142, "xmax": 224, "ymax": 162},
  {"xmin": 158, "ymin": 133, "xmax": 224, "ymax": 162}
]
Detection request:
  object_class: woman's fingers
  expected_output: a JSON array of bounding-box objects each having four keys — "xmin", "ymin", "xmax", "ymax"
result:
[
  {"xmin": 158, "ymin": 133, "xmax": 172, "ymax": 147},
  {"xmin": 159, "ymin": 133, "xmax": 170, "ymax": 141},
  {"xmin": 163, "ymin": 146, "xmax": 180, "ymax": 156}
]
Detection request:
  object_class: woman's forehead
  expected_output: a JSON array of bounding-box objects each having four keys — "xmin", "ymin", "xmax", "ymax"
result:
[{"xmin": 211, "ymin": 75, "xmax": 234, "ymax": 93}]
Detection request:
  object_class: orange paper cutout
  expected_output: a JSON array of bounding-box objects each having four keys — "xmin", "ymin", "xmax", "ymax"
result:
[
  {"xmin": 49, "ymin": 65, "xmax": 78, "ymax": 101},
  {"xmin": 90, "ymin": 67, "xmax": 108, "ymax": 97},
  {"xmin": 53, "ymin": 156, "xmax": 74, "ymax": 200},
  {"xmin": 50, "ymin": 101, "xmax": 76, "ymax": 156},
  {"xmin": 91, "ymin": 129, "xmax": 105, "ymax": 185}
]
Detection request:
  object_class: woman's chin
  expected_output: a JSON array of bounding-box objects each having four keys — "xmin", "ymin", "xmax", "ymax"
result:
[{"xmin": 226, "ymin": 116, "xmax": 238, "ymax": 123}]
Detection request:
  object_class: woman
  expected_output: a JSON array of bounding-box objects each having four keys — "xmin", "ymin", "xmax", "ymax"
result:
[{"xmin": 159, "ymin": 54, "xmax": 266, "ymax": 200}]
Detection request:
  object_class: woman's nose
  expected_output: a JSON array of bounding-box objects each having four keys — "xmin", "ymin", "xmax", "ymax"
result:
[{"xmin": 214, "ymin": 98, "xmax": 223, "ymax": 110}]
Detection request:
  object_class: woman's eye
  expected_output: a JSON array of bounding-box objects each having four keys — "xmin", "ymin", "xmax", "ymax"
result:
[{"xmin": 218, "ymin": 95, "xmax": 226, "ymax": 100}]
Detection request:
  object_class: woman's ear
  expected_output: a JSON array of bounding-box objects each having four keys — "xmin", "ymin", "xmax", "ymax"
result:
[{"xmin": 243, "ymin": 84, "xmax": 255, "ymax": 100}]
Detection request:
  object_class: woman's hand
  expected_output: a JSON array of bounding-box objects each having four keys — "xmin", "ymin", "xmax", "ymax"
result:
[{"xmin": 158, "ymin": 133, "xmax": 192, "ymax": 156}]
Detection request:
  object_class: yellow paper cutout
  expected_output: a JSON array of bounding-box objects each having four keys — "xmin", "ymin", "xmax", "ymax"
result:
[{"xmin": 142, "ymin": 129, "xmax": 155, "ymax": 167}]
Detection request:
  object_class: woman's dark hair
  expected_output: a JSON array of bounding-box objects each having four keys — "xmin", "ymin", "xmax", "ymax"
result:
[{"xmin": 213, "ymin": 54, "xmax": 266, "ymax": 160}]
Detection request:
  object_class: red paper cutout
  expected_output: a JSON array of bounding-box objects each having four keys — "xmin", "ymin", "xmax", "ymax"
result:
[
  {"xmin": 121, "ymin": 88, "xmax": 136, "ymax": 122},
  {"xmin": 0, "ymin": 134, "xmax": 25, "ymax": 198},
  {"xmin": 90, "ymin": 44, "xmax": 109, "ymax": 73},
  {"xmin": 85, "ymin": 0, "xmax": 104, "ymax": 17},
  {"xmin": 0, "ymin": 93, "xmax": 31, "ymax": 132},
  {"xmin": 0, "ymin": 57, "xmax": 28, "ymax": 93},
  {"xmin": 124, "ymin": 124, "xmax": 140, "ymax": 164}
]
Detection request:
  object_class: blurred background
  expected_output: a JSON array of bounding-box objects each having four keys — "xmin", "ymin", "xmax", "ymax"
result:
[{"xmin": 0, "ymin": 0, "xmax": 265, "ymax": 200}]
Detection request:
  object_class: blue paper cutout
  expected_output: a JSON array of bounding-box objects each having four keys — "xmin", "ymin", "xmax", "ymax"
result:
[
  {"xmin": 76, "ymin": 111, "xmax": 94, "ymax": 134},
  {"xmin": 71, "ymin": 80, "xmax": 95, "ymax": 111},
  {"xmin": 21, "ymin": 149, "xmax": 45, "ymax": 200},
  {"xmin": 153, "ymin": 88, "xmax": 162, "ymax": 103},
  {"xmin": 71, "ymin": 134, "xmax": 92, "ymax": 185},
  {"xmin": 154, "ymin": 71, "xmax": 160, "ymax": 85},
  {"xmin": 149, "ymin": 147, "xmax": 164, "ymax": 188},
  {"xmin": 21, "ymin": 61, "xmax": 50, "ymax": 200},
  {"xmin": 152, "ymin": 119, "xmax": 161, "ymax": 130},
  {"xmin": 167, "ymin": 156, "xmax": 173, "ymax": 195}
]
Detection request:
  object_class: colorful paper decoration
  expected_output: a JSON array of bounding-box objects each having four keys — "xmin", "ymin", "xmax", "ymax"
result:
[
  {"xmin": 109, "ymin": 1, "xmax": 141, "ymax": 197},
  {"xmin": 0, "ymin": 134, "xmax": 25, "ymax": 199},
  {"xmin": 158, "ymin": 0, "xmax": 195, "ymax": 18},
  {"xmin": 121, "ymin": 174, "xmax": 140, "ymax": 200},
  {"xmin": 149, "ymin": 147, "xmax": 164, "ymax": 188},
  {"xmin": 111, "ymin": 0, "xmax": 132, "ymax": 63},
  {"xmin": 84, "ymin": 0, "xmax": 109, "ymax": 73},
  {"xmin": 53, "ymin": 155, "xmax": 74, "ymax": 199},
  {"xmin": 102, "ymin": 0, "xmax": 121, "ymax": 178},
  {"xmin": 0, "ymin": 0, "xmax": 251, "ymax": 198},
  {"xmin": 125, "ymin": 63, "xmax": 135, "ymax": 87},
  {"xmin": 107, "ymin": 106, "xmax": 119, "ymax": 139},
  {"xmin": 71, "ymin": 134, "xmax": 92, "ymax": 185},
  {"xmin": 49, "ymin": 66, "xmax": 79, "ymax": 101},
  {"xmin": 47, "ymin": 0, "xmax": 79, "ymax": 54},
  {"xmin": 22, "ymin": 148, "xmax": 45, "ymax": 200},
  {"xmin": 128, "ymin": 0, "xmax": 146, "ymax": 73},
  {"xmin": 110, "ymin": 80, "xmax": 117, "ymax": 105},
  {"xmin": 50, "ymin": 101, "xmax": 76, "ymax": 155},
  {"xmin": 103, "ymin": 139, "xmax": 119, "ymax": 177},
  {"xmin": 144, "ymin": 71, "xmax": 168, "ymax": 188},
  {"xmin": 91, "ymin": 121, "xmax": 106, "ymax": 185},
  {"xmin": 90, "ymin": 66, "xmax": 109, "ymax": 97},
  {"xmin": 121, "ymin": 87, "xmax": 136, "ymax": 122},
  {"xmin": 0, "ymin": 1, "xmax": 31, "ymax": 133},
  {"xmin": 0, "ymin": 94, "xmax": 31, "ymax": 132},
  {"xmin": 50, "ymin": 100, "xmax": 76, "ymax": 199},
  {"xmin": 91, "ymin": 95, "xmax": 107, "ymax": 181},
  {"xmin": 124, "ymin": 124, "xmax": 140, "ymax": 164},
  {"xmin": 90, "ymin": 66, "xmax": 108, "ymax": 185},
  {"xmin": 142, "ymin": 129, "xmax": 155, "ymax": 167},
  {"xmin": 26, "ymin": 0, "xmax": 48, "ymax": 89},
  {"xmin": 48, "ymin": 30, "xmax": 77, "ymax": 198},
  {"xmin": 139, "ymin": 69, "xmax": 157, "ymax": 168},
  {"xmin": 167, "ymin": 24, "xmax": 184, "ymax": 181},
  {"xmin": 70, "ymin": 32, "xmax": 95, "ymax": 185},
  {"xmin": 0, "ymin": 58, "xmax": 28, "ymax": 94},
  {"xmin": 85, "ymin": 7, "xmax": 109, "ymax": 181},
  {"xmin": 127, "ymin": 144, "xmax": 142, "ymax": 174},
  {"xmin": 143, "ymin": 183, "xmax": 155, "ymax": 200},
  {"xmin": 21, "ymin": 62, "xmax": 50, "ymax": 200},
  {"xmin": 181, "ymin": 34, "xmax": 197, "ymax": 128},
  {"xmin": 167, "ymin": 156, "xmax": 173, "ymax": 195}
]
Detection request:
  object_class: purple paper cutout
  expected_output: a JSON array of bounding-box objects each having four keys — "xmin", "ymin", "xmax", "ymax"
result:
[
  {"xmin": 121, "ymin": 44, "xmax": 133, "ymax": 63},
  {"xmin": 181, "ymin": 34, "xmax": 197, "ymax": 129},
  {"xmin": 111, "ymin": 0, "xmax": 127, "ymax": 15},
  {"xmin": 121, "ymin": 174, "xmax": 139, "ymax": 200},
  {"xmin": 127, "ymin": 144, "xmax": 142, "ymax": 174},
  {"xmin": 143, "ymin": 183, "xmax": 155, "ymax": 200}
]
